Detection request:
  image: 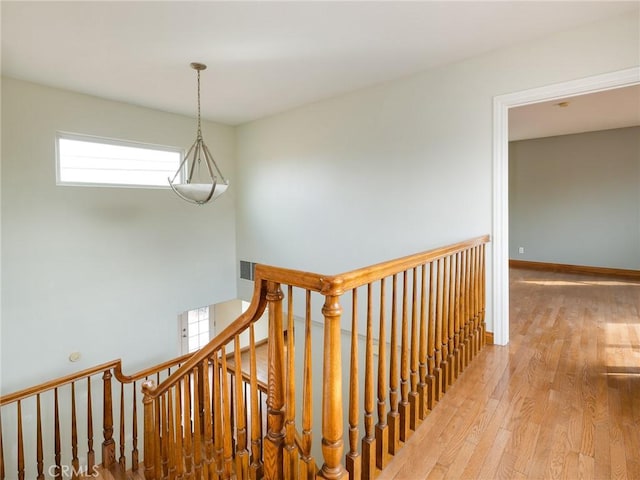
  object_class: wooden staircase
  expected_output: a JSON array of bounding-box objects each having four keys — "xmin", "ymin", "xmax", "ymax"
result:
[{"xmin": 1, "ymin": 235, "xmax": 489, "ymax": 480}]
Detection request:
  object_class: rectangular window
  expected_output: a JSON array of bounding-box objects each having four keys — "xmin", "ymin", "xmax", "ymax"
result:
[{"xmin": 56, "ymin": 132, "xmax": 182, "ymax": 188}]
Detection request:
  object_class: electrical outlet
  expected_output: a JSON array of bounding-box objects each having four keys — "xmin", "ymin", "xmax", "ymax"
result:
[{"xmin": 518, "ymin": 247, "xmax": 525, "ymax": 254}]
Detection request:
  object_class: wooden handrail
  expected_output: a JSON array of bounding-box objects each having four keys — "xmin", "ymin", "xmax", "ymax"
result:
[
  {"xmin": 0, "ymin": 360, "xmax": 121, "ymax": 406},
  {"xmin": 251, "ymin": 235, "xmax": 489, "ymax": 296},
  {"xmin": 326, "ymin": 235, "xmax": 490, "ymax": 294},
  {"xmin": 113, "ymin": 352, "xmax": 195, "ymax": 383},
  {"xmin": 0, "ymin": 352, "xmax": 197, "ymax": 406}
]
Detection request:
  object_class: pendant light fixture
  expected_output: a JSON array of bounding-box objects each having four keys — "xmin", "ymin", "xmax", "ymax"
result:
[{"xmin": 169, "ymin": 62, "xmax": 229, "ymax": 205}]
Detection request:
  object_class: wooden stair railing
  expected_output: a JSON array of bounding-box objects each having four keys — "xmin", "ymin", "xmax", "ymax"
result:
[
  {"xmin": 0, "ymin": 352, "xmax": 194, "ymax": 479},
  {"xmin": 142, "ymin": 234, "xmax": 489, "ymax": 480}
]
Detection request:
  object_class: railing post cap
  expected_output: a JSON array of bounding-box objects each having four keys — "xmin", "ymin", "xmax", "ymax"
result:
[{"xmin": 141, "ymin": 380, "xmax": 156, "ymax": 396}]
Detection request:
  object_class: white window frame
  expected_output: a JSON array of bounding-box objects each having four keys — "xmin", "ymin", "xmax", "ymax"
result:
[
  {"xmin": 179, "ymin": 305, "xmax": 214, "ymax": 354},
  {"xmin": 55, "ymin": 131, "xmax": 184, "ymax": 189}
]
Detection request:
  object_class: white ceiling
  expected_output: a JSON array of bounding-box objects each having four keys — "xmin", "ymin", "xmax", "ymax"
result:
[
  {"xmin": 510, "ymin": 84, "xmax": 640, "ymax": 141},
  {"xmin": 2, "ymin": 1, "xmax": 639, "ymax": 127}
]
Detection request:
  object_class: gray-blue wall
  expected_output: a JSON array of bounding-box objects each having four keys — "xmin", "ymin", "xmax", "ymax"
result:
[{"xmin": 509, "ymin": 126, "xmax": 640, "ymax": 270}]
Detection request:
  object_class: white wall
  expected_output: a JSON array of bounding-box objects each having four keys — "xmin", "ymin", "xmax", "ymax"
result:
[
  {"xmin": 236, "ymin": 12, "xmax": 640, "ymax": 333},
  {"xmin": 509, "ymin": 127, "xmax": 640, "ymax": 270},
  {"xmin": 1, "ymin": 78, "xmax": 237, "ymax": 392}
]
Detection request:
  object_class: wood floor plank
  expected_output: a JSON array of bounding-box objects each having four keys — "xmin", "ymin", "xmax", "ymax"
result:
[
  {"xmin": 442, "ymin": 440, "xmax": 476, "ymax": 480},
  {"xmin": 457, "ymin": 407, "xmax": 505, "ymax": 479},
  {"xmin": 512, "ymin": 422, "xmax": 541, "ymax": 476},
  {"xmin": 476, "ymin": 427, "xmax": 511, "ymax": 479},
  {"xmin": 578, "ymin": 452, "xmax": 595, "ymax": 480},
  {"xmin": 544, "ymin": 423, "xmax": 570, "ymax": 479},
  {"xmin": 495, "ymin": 451, "xmax": 517, "ymax": 480}
]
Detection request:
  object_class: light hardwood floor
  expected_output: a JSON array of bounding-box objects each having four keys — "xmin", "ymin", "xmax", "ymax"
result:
[{"xmin": 378, "ymin": 268, "xmax": 640, "ymax": 480}]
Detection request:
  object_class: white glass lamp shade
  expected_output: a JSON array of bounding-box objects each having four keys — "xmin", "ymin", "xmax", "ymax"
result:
[{"xmin": 171, "ymin": 181, "xmax": 229, "ymax": 205}]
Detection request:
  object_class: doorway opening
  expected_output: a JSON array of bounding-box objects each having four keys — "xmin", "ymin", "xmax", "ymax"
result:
[{"xmin": 491, "ymin": 66, "xmax": 640, "ymax": 346}]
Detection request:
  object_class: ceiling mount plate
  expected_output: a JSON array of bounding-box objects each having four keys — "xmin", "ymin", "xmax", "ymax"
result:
[{"xmin": 190, "ymin": 62, "xmax": 207, "ymax": 71}]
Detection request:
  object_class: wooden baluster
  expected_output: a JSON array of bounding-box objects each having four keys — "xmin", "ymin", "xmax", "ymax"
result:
[
  {"xmin": 440, "ymin": 257, "xmax": 451, "ymax": 392},
  {"xmin": 17, "ymin": 401, "xmax": 24, "ymax": 480},
  {"xmin": 284, "ymin": 287, "xmax": 297, "ymax": 480},
  {"xmin": 465, "ymin": 247, "xmax": 473, "ymax": 362},
  {"xmin": 235, "ymin": 336, "xmax": 250, "ymax": 480},
  {"xmin": 301, "ymin": 291, "xmax": 316, "ymax": 480},
  {"xmin": 480, "ymin": 244, "xmax": 487, "ymax": 347},
  {"xmin": 449, "ymin": 254, "xmax": 458, "ymax": 380},
  {"xmin": 160, "ymin": 393, "xmax": 169, "ymax": 477},
  {"xmin": 476, "ymin": 246, "xmax": 483, "ymax": 352},
  {"xmin": 152, "ymin": 393, "xmax": 161, "ymax": 479},
  {"xmin": 362, "ymin": 284, "xmax": 375, "ymax": 480},
  {"xmin": 317, "ymin": 294, "xmax": 348, "ymax": 480},
  {"xmin": 464, "ymin": 249, "xmax": 473, "ymax": 367},
  {"xmin": 243, "ymin": 382, "xmax": 250, "ymax": 472},
  {"xmin": 228, "ymin": 374, "xmax": 242, "ymax": 460},
  {"xmin": 54, "ymin": 389, "xmax": 62, "ymax": 480},
  {"xmin": 183, "ymin": 375, "xmax": 194, "ymax": 479},
  {"xmin": 249, "ymin": 326, "xmax": 264, "ymax": 480},
  {"xmin": 417, "ymin": 264, "xmax": 428, "ymax": 419},
  {"xmin": 165, "ymin": 389, "xmax": 176, "ymax": 479},
  {"xmin": 102, "ymin": 369, "xmax": 115, "ymax": 467},
  {"xmin": 132, "ymin": 382, "xmax": 139, "ymax": 471},
  {"xmin": 452, "ymin": 253, "xmax": 462, "ymax": 380},
  {"xmin": 346, "ymin": 289, "xmax": 360, "ymax": 480},
  {"xmin": 264, "ymin": 281, "xmax": 285, "ymax": 480},
  {"xmin": 471, "ymin": 246, "xmax": 479, "ymax": 358},
  {"xmin": 142, "ymin": 381, "xmax": 156, "ymax": 480},
  {"xmin": 455, "ymin": 252, "xmax": 463, "ymax": 375},
  {"xmin": 175, "ymin": 383, "xmax": 185, "ymax": 480},
  {"xmin": 0, "ymin": 408, "xmax": 5, "ymax": 480},
  {"xmin": 469, "ymin": 246, "xmax": 480, "ymax": 348},
  {"xmin": 36, "ymin": 394, "xmax": 44, "ymax": 480},
  {"xmin": 446, "ymin": 255, "xmax": 456, "ymax": 387},
  {"xmin": 387, "ymin": 274, "xmax": 400, "ymax": 455},
  {"xmin": 221, "ymin": 347, "xmax": 234, "ymax": 478},
  {"xmin": 213, "ymin": 354, "xmax": 224, "ymax": 478},
  {"xmin": 229, "ymin": 374, "xmax": 236, "ymax": 456},
  {"xmin": 398, "ymin": 271, "xmax": 411, "ymax": 442},
  {"xmin": 409, "ymin": 268, "xmax": 420, "ymax": 430},
  {"xmin": 118, "ymin": 383, "xmax": 126, "ymax": 471},
  {"xmin": 87, "ymin": 377, "xmax": 96, "ymax": 472},
  {"xmin": 433, "ymin": 259, "xmax": 444, "ymax": 402},
  {"xmin": 193, "ymin": 367, "xmax": 204, "ymax": 480},
  {"xmin": 198, "ymin": 363, "xmax": 206, "ymax": 440},
  {"xmin": 460, "ymin": 250, "xmax": 469, "ymax": 370},
  {"xmin": 376, "ymin": 278, "xmax": 389, "ymax": 469},
  {"xmin": 426, "ymin": 262, "xmax": 437, "ymax": 410},
  {"xmin": 201, "ymin": 358, "xmax": 215, "ymax": 479},
  {"xmin": 71, "ymin": 383, "xmax": 79, "ymax": 479},
  {"xmin": 466, "ymin": 249, "xmax": 474, "ymax": 363}
]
